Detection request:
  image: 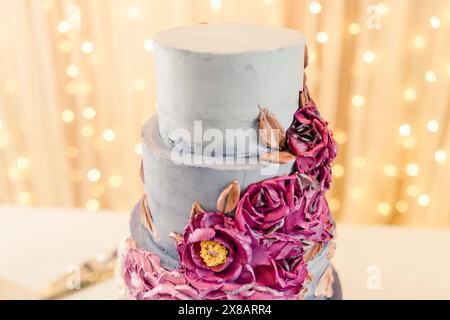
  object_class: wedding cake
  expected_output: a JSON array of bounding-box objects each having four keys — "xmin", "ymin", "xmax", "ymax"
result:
[{"xmin": 120, "ymin": 23, "xmax": 341, "ymax": 300}]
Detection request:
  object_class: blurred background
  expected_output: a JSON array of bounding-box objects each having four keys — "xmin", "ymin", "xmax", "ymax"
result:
[{"xmin": 0, "ymin": 0, "xmax": 448, "ymax": 228}]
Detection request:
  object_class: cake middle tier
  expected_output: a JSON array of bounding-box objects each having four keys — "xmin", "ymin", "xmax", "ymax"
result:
[{"xmin": 140, "ymin": 116, "xmax": 295, "ymax": 254}]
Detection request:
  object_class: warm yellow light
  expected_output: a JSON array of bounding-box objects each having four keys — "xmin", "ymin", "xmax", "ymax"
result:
[
  {"xmin": 59, "ymin": 40, "xmax": 72, "ymax": 53},
  {"xmin": 352, "ymin": 95, "xmax": 365, "ymax": 107},
  {"xmin": 57, "ymin": 21, "xmax": 70, "ymax": 34},
  {"xmin": 81, "ymin": 125, "xmax": 95, "ymax": 137},
  {"xmin": 144, "ymin": 39, "xmax": 154, "ymax": 52},
  {"xmin": 328, "ymin": 198, "xmax": 341, "ymax": 211},
  {"xmin": 348, "ymin": 23, "xmax": 361, "ymax": 35},
  {"xmin": 376, "ymin": 3, "xmax": 389, "ymax": 15},
  {"xmin": 0, "ymin": 120, "xmax": 3, "ymax": 130},
  {"xmin": 413, "ymin": 36, "xmax": 425, "ymax": 49},
  {"xmin": 17, "ymin": 192, "xmax": 31, "ymax": 205},
  {"xmin": 417, "ymin": 194, "xmax": 430, "ymax": 207},
  {"xmin": 309, "ymin": 2, "xmax": 322, "ymax": 14},
  {"xmin": 134, "ymin": 79, "xmax": 146, "ymax": 91},
  {"xmin": 102, "ymin": 129, "xmax": 116, "ymax": 142},
  {"xmin": 334, "ymin": 131, "xmax": 348, "ymax": 144},
  {"xmin": 363, "ymin": 51, "xmax": 375, "ymax": 63},
  {"xmin": 398, "ymin": 124, "xmax": 411, "ymax": 137},
  {"xmin": 447, "ymin": 65, "xmax": 450, "ymax": 76},
  {"xmin": 406, "ymin": 185, "xmax": 419, "ymax": 197},
  {"xmin": 430, "ymin": 16, "xmax": 441, "ymax": 29},
  {"xmin": 17, "ymin": 157, "xmax": 29, "ymax": 170},
  {"xmin": 383, "ymin": 165, "xmax": 397, "ymax": 177},
  {"xmin": 87, "ymin": 169, "xmax": 101, "ymax": 182},
  {"xmin": 70, "ymin": 169, "xmax": 83, "ymax": 182},
  {"xmin": 406, "ymin": 163, "xmax": 419, "ymax": 177},
  {"xmin": 83, "ymin": 107, "xmax": 96, "ymax": 120},
  {"xmin": 0, "ymin": 131, "xmax": 10, "ymax": 148},
  {"xmin": 350, "ymin": 187, "xmax": 363, "ymax": 200},
  {"xmin": 81, "ymin": 41, "xmax": 94, "ymax": 54},
  {"xmin": 332, "ymin": 164, "xmax": 344, "ymax": 178},
  {"xmin": 425, "ymin": 71, "xmax": 437, "ymax": 83},
  {"xmin": 109, "ymin": 175, "xmax": 123, "ymax": 188},
  {"xmin": 210, "ymin": 0, "xmax": 222, "ymax": 10},
  {"xmin": 434, "ymin": 150, "xmax": 446, "ymax": 163},
  {"xmin": 401, "ymin": 136, "xmax": 415, "ymax": 149},
  {"xmin": 353, "ymin": 156, "xmax": 366, "ymax": 169},
  {"xmin": 427, "ymin": 120, "xmax": 439, "ymax": 133},
  {"xmin": 403, "ymin": 88, "xmax": 416, "ymax": 101},
  {"xmin": 66, "ymin": 64, "xmax": 79, "ymax": 78},
  {"xmin": 395, "ymin": 200, "xmax": 408, "ymax": 213},
  {"xmin": 42, "ymin": 0, "xmax": 54, "ymax": 11},
  {"xmin": 91, "ymin": 185, "xmax": 105, "ymax": 197},
  {"xmin": 377, "ymin": 202, "xmax": 391, "ymax": 216},
  {"xmin": 86, "ymin": 199, "xmax": 100, "ymax": 212},
  {"xmin": 264, "ymin": 0, "xmax": 273, "ymax": 3},
  {"xmin": 62, "ymin": 110, "xmax": 75, "ymax": 123},
  {"xmin": 65, "ymin": 146, "xmax": 79, "ymax": 159},
  {"xmin": 316, "ymin": 31, "xmax": 329, "ymax": 44},
  {"xmin": 134, "ymin": 143, "xmax": 143, "ymax": 155},
  {"xmin": 128, "ymin": 7, "xmax": 141, "ymax": 20},
  {"xmin": 8, "ymin": 167, "xmax": 21, "ymax": 180}
]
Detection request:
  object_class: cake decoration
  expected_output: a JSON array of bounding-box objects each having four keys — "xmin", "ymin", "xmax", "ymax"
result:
[{"xmin": 216, "ymin": 180, "xmax": 241, "ymax": 213}]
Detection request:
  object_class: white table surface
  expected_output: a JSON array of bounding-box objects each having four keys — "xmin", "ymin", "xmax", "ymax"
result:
[{"xmin": 1, "ymin": 205, "xmax": 450, "ymax": 300}]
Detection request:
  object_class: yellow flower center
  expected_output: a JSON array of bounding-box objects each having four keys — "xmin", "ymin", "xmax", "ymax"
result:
[{"xmin": 199, "ymin": 240, "xmax": 228, "ymax": 268}]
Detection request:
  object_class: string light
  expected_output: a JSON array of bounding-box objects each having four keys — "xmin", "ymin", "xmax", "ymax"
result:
[
  {"xmin": 134, "ymin": 142, "xmax": 143, "ymax": 155},
  {"xmin": 87, "ymin": 169, "xmax": 101, "ymax": 182},
  {"xmin": 413, "ymin": 36, "xmax": 425, "ymax": 49},
  {"xmin": 430, "ymin": 16, "xmax": 441, "ymax": 29},
  {"xmin": 395, "ymin": 200, "xmax": 408, "ymax": 213},
  {"xmin": 109, "ymin": 175, "xmax": 123, "ymax": 188},
  {"xmin": 383, "ymin": 165, "xmax": 397, "ymax": 177},
  {"xmin": 144, "ymin": 39, "xmax": 154, "ymax": 52},
  {"xmin": 102, "ymin": 129, "xmax": 116, "ymax": 142},
  {"xmin": 406, "ymin": 185, "xmax": 419, "ymax": 197},
  {"xmin": 62, "ymin": 109, "xmax": 75, "ymax": 123},
  {"xmin": 425, "ymin": 71, "xmax": 437, "ymax": 83},
  {"xmin": 309, "ymin": 2, "xmax": 322, "ymax": 14},
  {"xmin": 83, "ymin": 107, "xmax": 96, "ymax": 120},
  {"xmin": 376, "ymin": 3, "xmax": 389, "ymax": 15},
  {"xmin": 81, "ymin": 41, "xmax": 94, "ymax": 54},
  {"xmin": 403, "ymin": 88, "xmax": 416, "ymax": 101},
  {"xmin": 210, "ymin": 0, "xmax": 222, "ymax": 10},
  {"xmin": 86, "ymin": 199, "xmax": 100, "ymax": 212},
  {"xmin": 348, "ymin": 23, "xmax": 361, "ymax": 35},
  {"xmin": 66, "ymin": 64, "xmax": 79, "ymax": 78},
  {"xmin": 363, "ymin": 51, "xmax": 375, "ymax": 63},
  {"xmin": 377, "ymin": 202, "xmax": 391, "ymax": 216},
  {"xmin": 426, "ymin": 120, "xmax": 439, "ymax": 133},
  {"xmin": 57, "ymin": 21, "xmax": 70, "ymax": 34},
  {"xmin": 398, "ymin": 124, "xmax": 411, "ymax": 137},
  {"xmin": 406, "ymin": 163, "xmax": 419, "ymax": 177},
  {"xmin": 316, "ymin": 31, "xmax": 329, "ymax": 44},
  {"xmin": 434, "ymin": 150, "xmax": 446, "ymax": 163},
  {"xmin": 417, "ymin": 194, "xmax": 430, "ymax": 207},
  {"xmin": 128, "ymin": 7, "xmax": 141, "ymax": 20},
  {"xmin": 332, "ymin": 164, "xmax": 344, "ymax": 178},
  {"xmin": 352, "ymin": 95, "xmax": 365, "ymax": 107},
  {"xmin": 16, "ymin": 157, "xmax": 29, "ymax": 170},
  {"xmin": 352, "ymin": 156, "xmax": 366, "ymax": 169}
]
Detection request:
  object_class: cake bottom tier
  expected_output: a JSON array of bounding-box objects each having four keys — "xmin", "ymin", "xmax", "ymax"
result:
[{"xmin": 128, "ymin": 201, "xmax": 342, "ymax": 300}]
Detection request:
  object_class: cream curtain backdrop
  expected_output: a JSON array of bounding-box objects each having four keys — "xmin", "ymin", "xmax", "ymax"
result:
[{"xmin": 0, "ymin": 0, "xmax": 448, "ymax": 228}]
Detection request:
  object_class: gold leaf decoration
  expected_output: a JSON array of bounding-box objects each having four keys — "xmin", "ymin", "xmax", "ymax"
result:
[
  {"xmin": 140, "ymin": 195, "xmax": 160, "ymax": 242},
  {"xmin": 169, "ymin": 231, "xmax": 183, "ymax": 245},
  {"xmin": 216, "ymin": 180, "xmax": 241, "ymax": 213},
  {"xmin": 327, "ymin": 242, "xmax": 336, "ymax": 260},
  {"xmin": 303, "ymin": 242, "xmax": 323, "ymax": 262},
  {"xmin": 259, "ymin": 151, "xmax": 296, "ymax": 164},
  {"xmin": 190, "ymin": 201, "xmax": 205, "ymax": 219},
  {"xmin": 314, "ymin": 265, "xmax": 335, "ymax": 298},
  {"xmin": 258, "ymin": 106, "xmax": 286, "ymax": 149}
]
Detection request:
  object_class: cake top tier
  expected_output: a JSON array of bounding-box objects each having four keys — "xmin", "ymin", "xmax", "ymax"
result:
[{"xmin": 153, "ymin": 23, "xmax": 304, "ymax": 54}]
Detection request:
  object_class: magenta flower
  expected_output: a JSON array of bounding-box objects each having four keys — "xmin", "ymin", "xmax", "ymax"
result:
[
  {"xmin": 287, "ymin": 102, "xmax": 338, "ymax": 175},
  {"xmin": 176, "ymin": 212, "xmax": 255, "ymax": 300},
  {"xmin": 123, "ymin": 240, "xmax": 199, "ymax": 300}
]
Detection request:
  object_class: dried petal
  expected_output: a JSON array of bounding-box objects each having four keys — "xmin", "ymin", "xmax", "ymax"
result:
[
  {"xmin": 140, "ymin": 195, "xmax": 160, "ymax": 242},
  {"xmin": 259, "ymin": 151, "xmax": 296, "ymax": 164},
  {"xmin": 327, "ymin": 242, "xmax": 336, "ymax": 259},
  {"xmin": 190, "ymin": 201, "xmax": 205, "ymax": 219},
  {"xmin": 303, "ymin": 242, "xmax": 323, "ymax": 262},
  {"xmin": 216, "ymin": 180, "xmax": 241, "ymax": 213},
  {"xmin": 169, "ymin": 232, "xmax": 183, "ymax": 245},
  {"xmin": 139, "ymin": 158, "xmax": 144, "ymax": 183},
  {"xmin": 258, "ymin": 106, "xmax": 286, "ymax": 149}
]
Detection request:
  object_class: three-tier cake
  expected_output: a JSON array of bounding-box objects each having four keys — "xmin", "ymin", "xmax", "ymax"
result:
[{"xmin": 120, "ymin": 23, "xmax": 341, "ymax": 300}]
